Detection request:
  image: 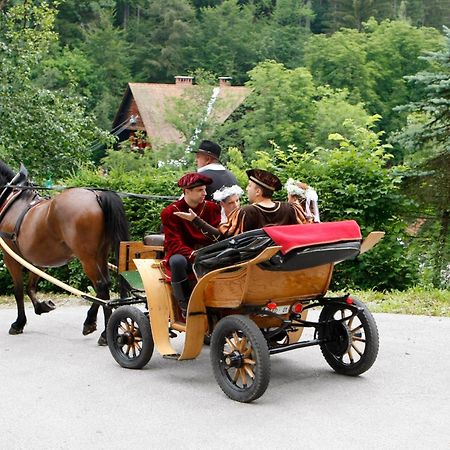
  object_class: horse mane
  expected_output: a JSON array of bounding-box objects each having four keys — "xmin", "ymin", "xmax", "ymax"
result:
[{"xmin": 0, "ymin": 160, "xmax": 15, "ymax": 185}]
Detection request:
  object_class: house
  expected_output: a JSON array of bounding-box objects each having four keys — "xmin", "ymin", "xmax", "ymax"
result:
[{"xmin": 112, "ymin": 76, "xmax": 251, "ymax": 151}]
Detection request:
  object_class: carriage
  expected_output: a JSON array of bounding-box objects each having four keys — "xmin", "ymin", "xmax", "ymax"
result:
[
  {"xmin": 106, "ymin": 220, "xmax": 384, "ymax": 403},
  {"xmin": 0, "ymin": 161, "xmax": 383, "ymax": 403}
]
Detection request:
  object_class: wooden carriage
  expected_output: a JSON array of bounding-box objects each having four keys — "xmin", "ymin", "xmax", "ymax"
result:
[{"xmin": 109, "ymin": 221, "xmax": 384, "ymax": 403}]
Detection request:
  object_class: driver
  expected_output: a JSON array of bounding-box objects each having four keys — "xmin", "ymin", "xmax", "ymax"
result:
[{"xmin": 161, "ymin": 173, "xmax": 221, "ymax": 315}]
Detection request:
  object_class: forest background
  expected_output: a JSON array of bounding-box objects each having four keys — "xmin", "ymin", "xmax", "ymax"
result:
[{"xmin": 0, "ymin": 0, "xmax": 449, "ymax": 298}]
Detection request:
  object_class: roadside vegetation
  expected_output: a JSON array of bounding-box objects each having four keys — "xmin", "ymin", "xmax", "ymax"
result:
[{"xmin": 0, "ymin": 2, "xmax": 448, "ymax": 314}]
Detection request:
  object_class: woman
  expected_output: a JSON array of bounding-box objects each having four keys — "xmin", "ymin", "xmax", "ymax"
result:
[
  {"xmin": 212, "ymin": 184, "xmax": 244, "ymax": 223},
  {"xmin": 285, "ymin": 178, "xmax": 320, "ymax": 222}
]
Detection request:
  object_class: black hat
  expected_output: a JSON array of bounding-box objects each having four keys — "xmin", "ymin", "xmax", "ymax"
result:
[
  {"xmin": 195, "ymin": 140, "xmax": 221, "ymax": 159},
  {"xmin": 246, "ymin": 168, "xmax": 282, "ymax": 191}
]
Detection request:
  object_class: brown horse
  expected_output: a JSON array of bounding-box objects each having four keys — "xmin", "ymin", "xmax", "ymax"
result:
[{"xmin": 0, "ymin": 160, "xmax": 129, "ymax": 345}]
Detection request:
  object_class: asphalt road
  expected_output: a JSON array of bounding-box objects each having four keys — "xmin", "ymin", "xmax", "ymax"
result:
[{"xmin": 0, "ymin": 304, "xmax": 449, "ymax": 449}]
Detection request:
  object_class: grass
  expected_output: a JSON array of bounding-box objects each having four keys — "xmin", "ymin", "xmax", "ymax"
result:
[
  {"xmin": 0, "ymin": 287, "xmax": 449, "ymax": 317},
  {"xmin": 336, "ymin": 287, "xmax": 450, "ymax": 317}
]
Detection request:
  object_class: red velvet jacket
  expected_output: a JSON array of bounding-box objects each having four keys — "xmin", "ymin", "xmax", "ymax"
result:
[{"xmin": 161, "ymin": 198, "xmax": 221, "ymax": 267}]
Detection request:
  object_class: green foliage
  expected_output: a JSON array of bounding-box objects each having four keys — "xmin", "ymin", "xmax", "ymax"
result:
[
  {"xmin": 67, "ymin": 149, "xmax": 184, "ymax": 237},
  {"xmin": 394, "ymin": 25, "xmax": 449, "ymax": 151},
  {"xmin": 0, "ymin": 2, "xmax": 110, "ymax": 180},
  {"xmin": 304, "ymin": 19, "xmax": 443, "ymax": 149},
  {"xmin": 238, "ymin": 60, "xmax": 317, "ymax": 155},
  {"xmin": 125, "ymin": 0, "xmax": 196, "ymax": 83},
  {"xmin": 249, "ymin": 117, "xmax": 418, "ymax": 290},
  {"xmin": 189, "ymin": 0, "xmax": 261, "ymax": 84}
]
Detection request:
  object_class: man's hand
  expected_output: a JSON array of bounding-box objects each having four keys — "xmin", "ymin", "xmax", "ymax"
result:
[{"xmin": 174, "ymin": 208, "xmax": 197, "ymax": 222}]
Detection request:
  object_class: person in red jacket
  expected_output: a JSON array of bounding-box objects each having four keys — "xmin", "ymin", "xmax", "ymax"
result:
[{"xmin": 161, "ymin": 172, "xmax": 221, "ymax": 314}]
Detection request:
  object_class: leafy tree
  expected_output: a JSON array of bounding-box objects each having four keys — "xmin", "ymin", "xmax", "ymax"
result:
[
  {"xmin": 0, "ymin": 2, "xmax": 108, "ymax": 179},
  {"xmin": 126, "ymin": 0, "xmax": 196, "ymax": 83},
  {"xmin": 394, "ymin": 25, "xmax": 449, "ymax": 151},
  {"xmin": 310, "ymin": 86, "xmax": 371, "ymax": 148},
  {"xmin": 235, "ymin": 60, "xmax": 317, "ymax": 155},
  {"xmin": 304, "ymin": 27, "xmax": 377, "ymax": 106},
  {"xmin": 363, "ymin": 18, "xmax": 442, "ymax": 135},
  {"xmin": 393, "ymin": 26, "xmax": 450, "ymax": 287},
  {"xmin": 81, "ymin": 9, "xmax": 131, "ymax": 128},
  {"xmin": 248, "ymin": 117, "xmax": 417, "ymax": 290},
  {"xmin": 257, "ymin": 0, "xmax": 312, "ymax": 68},
  {"xmin": 189, "ymin": 0, "xmax": 261, "ymax": 84}
]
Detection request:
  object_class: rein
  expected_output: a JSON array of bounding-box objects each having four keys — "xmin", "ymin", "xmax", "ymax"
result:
[{"xmin": 0, "ymin": 184, "xmax": 178, "ymax": 202}]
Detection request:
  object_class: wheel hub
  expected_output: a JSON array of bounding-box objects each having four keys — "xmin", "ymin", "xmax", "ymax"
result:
[
  {"xmin": 117, "ymin": 331, "xmax": 134, "ymax": 346},
  {"xmin": 325, "ymin": 321, "xmax": 351, "ymax": 356},
  {"xmin": 224, "ymin": 351, "xmax": 244, "ymax": 368}
]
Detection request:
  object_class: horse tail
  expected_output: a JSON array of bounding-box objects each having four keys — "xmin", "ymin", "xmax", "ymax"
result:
[{"xmin": 97, "ymin": 190, "xmax": 130, "ymax": 262}]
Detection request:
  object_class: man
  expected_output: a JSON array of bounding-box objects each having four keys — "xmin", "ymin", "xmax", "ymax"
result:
[
  {"xmin": 194, "ymin": 140, "xmax": 238, "ymax": 200},
  {"xmin": 161, "ymin": 173, "xmax": 221, "ymax": 313},
  {"xmin": 174, "ymin": 168, "xmax": 310, "ymax": 239}
]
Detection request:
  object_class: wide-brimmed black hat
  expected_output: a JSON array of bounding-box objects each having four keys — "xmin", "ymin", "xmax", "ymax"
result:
[
  {"xmin": 195, "ymin": 140, "xmax": 221, "ymax": 160},
  {"xmin": 246, "ymin": 168, "xmax": 282, "ymax": 191}
]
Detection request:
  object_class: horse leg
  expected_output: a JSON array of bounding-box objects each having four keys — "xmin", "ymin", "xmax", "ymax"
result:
[
  {"xmin": 3, "ymin": 254, "xmax": 27, "ymax": 334},
  {"xmin": 27, "ymin": 271, "xmax": 56, "ymax": 315},
  {"xmin": 81, "ymin": 258, "xmax": 111, "ymax": 346}
]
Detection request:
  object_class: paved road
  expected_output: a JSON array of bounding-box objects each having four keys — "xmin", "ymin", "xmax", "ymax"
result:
[{"xmin": 0, "ymin": 304, "xmax": 449, "ymax": 449}]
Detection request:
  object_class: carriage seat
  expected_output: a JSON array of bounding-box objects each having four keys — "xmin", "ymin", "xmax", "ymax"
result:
[
  {"xmin": 193, "ymin": 221, "xmax": 363, "ymax": 278},
  {"xmin": 143, "ymin": 234, "xmax": 165, "ymax": 246}
]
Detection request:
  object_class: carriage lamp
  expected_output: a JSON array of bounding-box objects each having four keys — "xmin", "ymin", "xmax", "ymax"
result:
[
  {"xmin": 291, "ymin": 302, "xmax": 303, "ymax": 314},
  {"xmin": 346, "ymin": 297, "xmax": 354, "ymax": 305}
]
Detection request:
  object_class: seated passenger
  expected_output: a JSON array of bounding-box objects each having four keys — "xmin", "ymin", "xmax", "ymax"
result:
[
  {"xmin": 212, "ymin": 184, "xmax": 244, "ymax": 223},
  {"xmin": 285, "ymin": 178, "xmax": 320, "ymax": 223},
  {"xmin": 161, "ymin": 173, "xmax": 221, "ymax": 314},
  {"xmin": 174, "ymin": 168, "xmax": 310, "ymax": 239}
]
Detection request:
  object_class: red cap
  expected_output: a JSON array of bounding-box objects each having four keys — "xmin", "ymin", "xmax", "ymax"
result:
[{"xmin": 177, "ymin": 172, "xmax": 213, "ymax": 189}]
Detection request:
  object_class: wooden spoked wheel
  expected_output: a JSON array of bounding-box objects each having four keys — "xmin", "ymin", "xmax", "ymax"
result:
[
  {"xmin": 211, "ymin": 315, "xmax": 270, "ymax": 403},
  {"xmin": 318, "ymin": 297, "xmax": 379, "ymax": 376},
  {"xmin": 107, "ymin": 306, "xmax": 154, "ymax": 369}
]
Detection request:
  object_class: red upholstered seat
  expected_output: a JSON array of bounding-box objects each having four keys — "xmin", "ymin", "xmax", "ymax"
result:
[{"xmin": 263, "ymin": 220, "xmax": 362, "ymax": 255}]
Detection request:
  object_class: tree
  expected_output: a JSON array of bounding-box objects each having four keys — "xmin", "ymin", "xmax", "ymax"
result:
[
  {"xmin": 0, "ymin": 2, "xmax": 109, "ymax": 179},
  {"xmin": 257, "ymin": 0, "xmax": 312, "ymax": 68},
  {"xmin": 248, "ymin": 117, "xmax": 417, "ymax": 290},
  {"xmin": 189, "ymin": 0, "xmax": 261, "ymax": 84},
  {"xmin": 126, "ymin": 0, "xmax": 196, "ymax": 83},
  {"xmin": 81, "ymin": 9, "xmax": 131, "ymax": 128},
  {"xmin": 235, "ymin": 60, "xmax": 317, "ymax": 155},
  {"xmin": 393, "ymin": 26, "xmax": 450, "ymax": 287},
  {"xmin": 394, "ymin": 25, "xmax": 449, "ymax": 151}
]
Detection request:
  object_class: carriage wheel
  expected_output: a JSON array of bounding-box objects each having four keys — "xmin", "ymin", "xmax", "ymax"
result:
[
  {"xmin": 318, "ymin": 297, "xmax": 379, "ymax": 376},
  {"xmin": 210, "ymin": 315, "xmax": 270, "ymax": 403},
  {"xmin": 107, "ymin": 306, "xmax": 154, "ymax": 369}
]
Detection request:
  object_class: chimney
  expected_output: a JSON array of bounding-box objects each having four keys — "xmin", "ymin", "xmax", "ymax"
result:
[
  {"xmin": 175, "ymin": 75, "xmax": 193, "ymax": 85},
  {"xmin": 219, "ymin": 76, "xmax": 232, "ymax": 87}
]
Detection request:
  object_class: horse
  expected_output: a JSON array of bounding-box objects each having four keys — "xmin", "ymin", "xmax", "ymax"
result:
[{"xmin": 0, "ymin": 160, "xmax": 129, "ymax": 345}]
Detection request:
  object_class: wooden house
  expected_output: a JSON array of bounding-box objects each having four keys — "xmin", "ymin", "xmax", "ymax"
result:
[{"xmin": 112, "ymin": 76, "xmax": 251, "ymax": 151}]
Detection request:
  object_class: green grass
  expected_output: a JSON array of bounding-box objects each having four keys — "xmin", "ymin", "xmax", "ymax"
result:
[
  {"xmin": 337, "ymin": 287, "xmax": 450, "ymax": 317},
  {"xmin": 1, "ymin": 288, "xmax": 449, "ymax": 317}
]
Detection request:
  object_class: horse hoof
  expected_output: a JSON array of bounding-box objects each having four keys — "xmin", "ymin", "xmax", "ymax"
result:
[
  {"xmin": 9, "ymin": 326, "xmax": 23, "ymax": 335},
  {"xmin": 82, "ymin": 323, "xmax": 97, "ymax": 336},
  {"xmin": 97, "ymin": 335, "xmax": 107, "ymax": 346},
  {"xmin": 35, "ymin": 300, "xmax": 56, "ymax": 315}
]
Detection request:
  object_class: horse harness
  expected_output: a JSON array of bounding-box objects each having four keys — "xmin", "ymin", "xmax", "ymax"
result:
[{"xmin": 0, "ymin": 168, "xmax": 44, "ymax": 247}]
